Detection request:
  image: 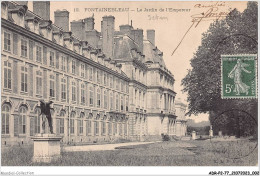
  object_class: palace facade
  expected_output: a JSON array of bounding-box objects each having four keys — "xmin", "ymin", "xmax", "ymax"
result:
[{"xmin": 1, "ymin": 1, "xmax": 187, "ymax": 146}]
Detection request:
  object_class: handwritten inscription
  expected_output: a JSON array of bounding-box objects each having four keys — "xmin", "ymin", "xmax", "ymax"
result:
[
  {"xmin": 148, "ymin": 14, "xmax": 168, "ymax": 21},
  {"xmin": 172, "ymin": 2, "xmax": 231, "ymax": 55},
  {"xmin": 194, "ymin": 1, "xmax": 226, "ymax": 8},
  {"xmin": 191, "ymin": 7, "xmax": 230, "ymax": 27}
]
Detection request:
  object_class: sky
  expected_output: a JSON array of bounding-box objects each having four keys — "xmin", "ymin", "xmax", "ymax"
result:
[{"xmin": 28, "ymin": 1, "xmax": 248, "ymax": 123}]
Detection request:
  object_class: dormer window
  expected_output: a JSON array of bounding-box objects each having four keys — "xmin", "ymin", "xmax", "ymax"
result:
[
  {"xmin": 34, "ymin": 20, "xmax": 40, "ymax": 34},
  {"xmin": 1, "ymin": 2, "xmax": 8, "ymax": 19},
  {"xmin": 17, "ymin": 12, "xmax": 24, "ymax": 26}
]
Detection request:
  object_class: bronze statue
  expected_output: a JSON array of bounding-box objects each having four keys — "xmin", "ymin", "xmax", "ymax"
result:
[{"xmin": 39, "ymin": 100, "xmax": 53, "ymax": 134}]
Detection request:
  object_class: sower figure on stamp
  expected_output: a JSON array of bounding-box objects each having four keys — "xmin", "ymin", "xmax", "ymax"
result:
[
  {"xmin": 228, "ymin": 59, "xmax": 251, "ymax": 95},
  {"xmin": 39, "ymin": 100, "xmax": 54, "ymax": 134}
]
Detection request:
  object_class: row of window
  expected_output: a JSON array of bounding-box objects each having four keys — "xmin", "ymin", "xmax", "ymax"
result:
[
  {"xmin": 134, "ymin": 89, "xmax": 146, "ymax": 108},
  {"xmin": 1, "ymin": 104, "xmax": 127, "ymax": 136},
  {"xmin": 3, "ymin": 61, "xmax": 129, "ymax": 111},
  {"xmin": 134, "ymin": 67, "xmax": 146, "ymax": 84},
  {"xmin": 3, "ymin": 31, "xmax": 129, "ymax": 92},
  {"xmin": 66, "ymin": 119, "xmax": 127, "ymax": 136}
]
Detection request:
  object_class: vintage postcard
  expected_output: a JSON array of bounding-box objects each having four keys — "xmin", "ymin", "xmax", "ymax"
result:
[{"xmin": 1, "ymin": 1, "xmax": 258, "ymax": 175}]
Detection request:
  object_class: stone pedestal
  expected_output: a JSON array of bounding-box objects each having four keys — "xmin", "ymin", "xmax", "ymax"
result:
[
  {"xmin": 191, "ymin": 131, "xmax": 196, "ymax": 140},
  {"xmin": 31, "ymin": 134, "xmax": 62, "ymax": 163}
]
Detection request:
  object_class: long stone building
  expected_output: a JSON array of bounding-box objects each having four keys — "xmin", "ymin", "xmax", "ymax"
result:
[{"xmin": 1, "ymin": 1, "xmax": 187, "ymax": 146}]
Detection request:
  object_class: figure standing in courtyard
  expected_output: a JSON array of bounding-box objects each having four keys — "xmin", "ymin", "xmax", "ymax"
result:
[{"xmin": 228, "ymin": 59, "xmax": 251, "ymax": 95}]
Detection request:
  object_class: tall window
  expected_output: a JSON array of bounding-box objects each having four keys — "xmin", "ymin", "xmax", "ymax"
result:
[
  {"xmin": 34, "ymin": 108, "xmax": 41, "ymax": 134},
  {"xmin": 110, "ymin": 75, "xmax": 113, "ymax": 88},
  {"xmin": 119, "ymin": 123, "xmax": 122, "ymax": 136},
  {"xmin": 81, "ymin": 83, "xmax": 85, "ymax": 104},
  {"xmin": 49, "ymin": 51, "xmax": 54, "ymax": 67},
  {"xmin": 59, "ymin": 111, "xmax": 65, "ymax": 134},
  {"xmin": 19, "ymin": 106, "xmax": 27, "ymax": 134},
  {"xmin": 89, "ymin": 86, "xmax": 94, "ymax": 106},
  {"xmin": 97, "ymin": 88, "xmax": 101, "ymax": 108},
  {"xmin": 104, "ymin": 90, "xmax": 108, "ymax": 109},
  {"xmin": 126, "ymin": 96, "xmax": 129, "ymax": 111},
  {"xmin": 126, "ymin": 84, "xmax": 129, "ymax": 93},
  {"xmin": 97, "ymin": 69, "xmax": 100, "ymax": 83},
  {"xmin": 135, "ymin": 90, "xmax": 137, "ymax": 105},
  {"xmin": 81, "ymin": 63, "xmax": 85, "ymax": 78},
  {"xmin": 86, "ymin": 120, "xmax": 92, "ymax": 136},
  {"xmin": 116, "ymin": 78, "xmax": 119, "ymax": 90},
  {"xmin": 72, "ymin": 60, "xmax": 76, "ymax": 74},
  {"xmin": 121, "ymin": 95, "xmax": 124, "ymax": 111},
  {"xmin": 36, "ymin": 70, "xmax": 42, "ymax": 96},
  {"xmin": 56, "ymin": 52, "xmax": 59, "ymax": 69},
  {"xmin": 124, "ymin": 123, "xmax": 127, "ymax": 135},
  {"xmin": 21, "ymin": 39, "xmax": 28, "ymax": 57},
  {"xmin": 121, "ymin": 81, "xmax": 124, "ymax": 92},
  {"xmin": 104, "ymin": 73, "xmax": 107, "ymax": 86},
  {"xmin": 72, "ymin": 81, "xmax": 76, "ymax": 102},
  {"xmin": 61, "ymin": 56, "xmax": 66, "ymax": 71},
  {"xmin": 61, "ymin": 78, "xmax": 66, "ymax": 100},
  {"xmin": 116, "ymin": 93, "xmax": 119, "ymax": 111},
  {"xmin": 4, "ymin": 32, "xmax": 11, "ymax": 51},
  {"xmin": 70, "ymin": 112, "xmax": 75, "ymax": 134},
  {"xmin": 36, "ymin": 46, "xmax": 42, "ymax": 62},
  {"xmin": 21, "ymin": 66, "xmax": 28, "ymax": 93},
  {"xmin": 79, "ymin": 113, "xmax": 84, "ymax": 134},
  {"xmin": 94, "ymin": 121, "xmax": 99, "ymax": 136},
  {"xmin": 2, "ymin": 104, "xmax": 10, "ymax": 134},
  {"xmin": 143, "ymin": 93, "xmax": 145, "ymax": 108},
  {"xmin": 49, "ymin": 75, "xmax": 55, "ymax": 97},
  {"xmin": 3, "ymin": 61, "xmax": 11, "ymax": 90},
  {"xmin": 107, "ymin": 74, "xmax": 109, "ymax": 87},
  {"xmin": 110, "ymin": 92, "xmax": 113, "ymax": 110},
  {"xmin": 89, "ymin": 67, "xmax": 93, "ymax": 81},
  {"xmin": 102, "ymin": 121, "xmax": 106, "ymax": 135},
  {"xmin": 108, "ymin": 122, "xmax": 112, "ymax": 135},
  {"xmin": 113, "ymin": 122, "xmax": 117, "ymax": 135}
]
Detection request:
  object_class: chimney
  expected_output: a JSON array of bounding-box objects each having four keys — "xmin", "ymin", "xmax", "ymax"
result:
[
  {"xmin": 54, "ymin": 9, "xmax": 70, "ymax": 32},
  {"xmin": 85, "ymin": 30, "xmax": 100, "ymax": 48},
  {"xmin": 119, "ymin": 24, "xmax": 133, "ymax": 36},
  {"xmin": 71, "ymin": 20, "xmax": 85, "ymax": 41},
  {"xmin": 15, "ymin": 1, "xmax": 28, "ymax": 6},
  {"xmin": 131, "ymin": 29, "xmax": 144, "ymax": 53},
  {"xmin": 84, "ymin": 17, "xmax": 95, "ymax": 31},
  {"xmin": 101, "ymin": 16, "xmax": 115, "ymax": 58},
  {"xmin": 33, "ymin": 1, "xmax": 50, "ymax": 20},
  {"xmin": 147, "ymin": 29, "xmax": 155, "ymax": 46}
]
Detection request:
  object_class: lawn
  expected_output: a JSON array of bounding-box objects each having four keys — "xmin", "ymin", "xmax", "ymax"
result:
[{"xmin": 1, "ymin": 139, "xmax": 257, "ymax": 166}]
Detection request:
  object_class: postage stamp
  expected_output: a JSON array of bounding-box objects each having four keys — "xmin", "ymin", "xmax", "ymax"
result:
[{"xmin": 221, "ymin": 54, "xmax": 257, "ymax": 99}]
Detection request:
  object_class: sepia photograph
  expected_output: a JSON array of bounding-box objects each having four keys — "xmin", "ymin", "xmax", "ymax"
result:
[{"xmin": 0, "ymin": 0, "xmax": 258, "ymax": 175}]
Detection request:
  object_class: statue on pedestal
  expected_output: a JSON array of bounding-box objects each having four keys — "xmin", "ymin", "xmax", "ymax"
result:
[
  {"xmin": 209, "ymin": 125, "xmax": 213, "ymax": 137},
  {"xmin": 39, "ymin": 100, "xmax": 53, "ymax": 134}
]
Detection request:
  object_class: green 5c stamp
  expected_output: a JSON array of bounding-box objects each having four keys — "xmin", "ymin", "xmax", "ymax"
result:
[{"xmin": 221, "ymin": 54, "xmax": 257, "ymax": 99}]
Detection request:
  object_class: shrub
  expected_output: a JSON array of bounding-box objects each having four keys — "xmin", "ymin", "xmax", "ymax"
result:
[{"xmin": 161, "ymin": 133, "xmax": 170, "ymax": 141}]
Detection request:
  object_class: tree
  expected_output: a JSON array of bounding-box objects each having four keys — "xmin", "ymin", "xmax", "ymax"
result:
[{"xmin": 182, "ymin": 2, "xmax": 258, "ymax": 136}]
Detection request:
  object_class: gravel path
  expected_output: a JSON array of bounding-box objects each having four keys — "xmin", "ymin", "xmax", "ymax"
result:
[{"xmin": 63, "ymin": 141, "xmax": 161, "ymax": 152}]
